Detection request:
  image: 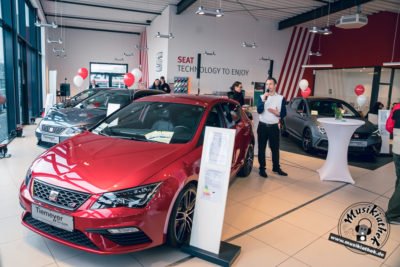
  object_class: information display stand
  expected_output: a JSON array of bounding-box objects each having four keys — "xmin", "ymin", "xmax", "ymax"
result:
[
  {"xmin": 182, "ymin": 127, "xmax": 240, "ymax": 267},
  {"xmin": 378, "ymin": 110, "xmax": 390, "ymax": 154}
]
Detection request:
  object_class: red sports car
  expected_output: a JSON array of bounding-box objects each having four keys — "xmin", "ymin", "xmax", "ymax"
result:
[{"xmin": 19, "ymin": 95, "xmax": 254, "ymax": 254}]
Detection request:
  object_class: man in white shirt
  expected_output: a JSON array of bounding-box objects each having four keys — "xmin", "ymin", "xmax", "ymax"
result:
[{"xmin": 257, "ymin": 77, "xmax": 288, "ymax": 178}]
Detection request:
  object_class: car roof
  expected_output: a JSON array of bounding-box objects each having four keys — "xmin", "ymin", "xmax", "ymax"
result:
[
  {"xmin": 293, "ymin": 96, "xmax": 346, "ymax": 102},
  {"xmin": 135, "ymin": 94, "xmax": 236, "ymax": 107}
]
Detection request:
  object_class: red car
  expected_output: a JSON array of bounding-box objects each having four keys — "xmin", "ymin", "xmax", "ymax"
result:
[{"xmin": 19, "ymin": 95, "xmax": 254, "ymax": 254}]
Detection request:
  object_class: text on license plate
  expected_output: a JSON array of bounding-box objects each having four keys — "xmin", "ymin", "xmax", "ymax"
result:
[
  {"xmin": 31, "ymin": 204, "xmax": 74, "ymax": 232},
  {"xmin": 41, "ymin": 134, "xmax": 59, "ymax": 144},
  {"xmin": 349, "ymin": 140, "xmax": 368, "ymax": 147}
]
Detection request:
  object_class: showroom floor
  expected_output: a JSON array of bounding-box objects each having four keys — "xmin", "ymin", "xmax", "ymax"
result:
[{"xmin": 0, "ymin": 124, "xmax": 399, "ymax": 267}]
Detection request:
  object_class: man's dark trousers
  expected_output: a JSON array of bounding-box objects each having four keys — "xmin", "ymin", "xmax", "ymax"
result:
[{"xmin": 257, "ymin": 122, "xmax": 280, "ymax": 172}]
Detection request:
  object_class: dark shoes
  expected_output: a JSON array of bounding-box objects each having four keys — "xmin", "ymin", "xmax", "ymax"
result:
[
  {"xmin": 387, "ymin": 217, "xmax": 400, "ymax": 225},
  {"xmin": 273, "ymin": 169, "xmax": 288, "ymax": 176},
  {"xmin": 259, "ymin": 170, "xmax": 268, "ymax": 178}
]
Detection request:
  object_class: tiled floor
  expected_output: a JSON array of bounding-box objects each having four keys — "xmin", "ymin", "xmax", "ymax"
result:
[{"xmin": 1, "ymin": 124, "xmax": 399, "ymax": 267}]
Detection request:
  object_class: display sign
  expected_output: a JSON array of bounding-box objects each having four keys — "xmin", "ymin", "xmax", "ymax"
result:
[
  {"xmin": 378, "ymin": 110, "xmax": 390, "ymax": 154},
  {"xmin": 190, "ymin": 126, "xmax": 235, "ymax": 254},
  {"xmin": 106, "ymin": 103, "xmax": 121, "ymax": 116}
]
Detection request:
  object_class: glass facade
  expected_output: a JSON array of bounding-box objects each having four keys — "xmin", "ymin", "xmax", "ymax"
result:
[{"xmin": 0, "ymin": 0, "xmax": 43, "ymax": 143}]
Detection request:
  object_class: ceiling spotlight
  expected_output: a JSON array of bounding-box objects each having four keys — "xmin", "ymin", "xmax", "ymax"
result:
[
  {"xmin": 155, "ymin": 32, "xmax": 174, "ymax": 39},
  {"xmin": 52, "ymin": 47, "xmax": 65, "ymax": 53},
  {"xmin": 124, "ymin": 52, "xmax": 134, "ymax": 57},
  {"xmin": 35, "ymin": 21, "xmax": 58, "ymax": 28},
  {"xmin": 204, "ymin": 50, "xmax": 216, "ymax": 56},
  {"xmin": 242, "ymin": 41, "xmax": 257, "ymax": 48},
  {"xmin": 320, "ymin": 27, "xmax": 332, "ymax": 35},
  {"xmin": 47, "ymin": 38, "xmax": 63, "ymax": 44},
  {"xmin": 195, "ymin": 6, "xmax": 224, "ymax": 17},
  {"xmin": 309, "ymin": 51, "xmax": 322, "ymax": 56},
  {"xmin": 135, "ymin": 44, "xmax": 148, "ymax": 50},
  {"xmin": 259, "ymin": 57, "xmax": 271, "ymax": 61},
  {"xmin": 309, "ymin": 26, "xmax": 320, "ymax": 33}
]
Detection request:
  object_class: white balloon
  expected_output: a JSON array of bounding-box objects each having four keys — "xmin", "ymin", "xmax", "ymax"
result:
[
  {"xmin": 73, "ymin": 75, "xmax": 84, "ymax": 87},
  {"xmin": 131, "ymin": 68, "xmax": 142, "ymax": 81},
  {"xmin": 299, "ymin": 79, "xmax": 309, "ymax": 91},
  {"xmin": 357, "ymin": 95, "xmax": 367, "ymax": 107}
]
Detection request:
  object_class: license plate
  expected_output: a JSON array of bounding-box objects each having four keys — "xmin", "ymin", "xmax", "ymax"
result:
[
  {"xmin": 349, "ymin": 140, "xmax": 368, "ymax": 147},
  {"xmin": 32, "ymin": 204, "xmax": 74, "ymax": 232},
  {"xmin": 41, "ymin": 134, "xmax": 59, "ymax": 144}
]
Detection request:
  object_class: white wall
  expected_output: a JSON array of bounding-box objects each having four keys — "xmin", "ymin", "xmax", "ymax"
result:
[
  {"xmin": 47, "ymin": 29, "xmax": 140, "ymax": 96},
  {"xmin": 146, "ymin": 5, "xmax": 292, "ymax": 95},
  {"xmin": 146, "ymin": 6, "xmax": 171, "ymax": 86}
]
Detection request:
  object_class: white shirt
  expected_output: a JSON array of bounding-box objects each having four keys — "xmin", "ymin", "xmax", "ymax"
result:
[
  {"xmin": 393, "ymin": 128, "xmax": 400, "ymax": 155},
  {"xmin": 259, "ymin": 93, "xmax": 284, "ymax": 124}
]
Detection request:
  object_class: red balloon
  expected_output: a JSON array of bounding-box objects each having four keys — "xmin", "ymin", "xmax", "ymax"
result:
[
  {"xmin": 0, "ymin": 95, "xmax": 6, "ymax": 104},
  {"xmin": 354, "ymin": 84, "xmax": 365, "ymax": 96},
  {"xmin": 301, "ymin": 87, "xmax": 311, "ymax": 98},
  {"xmin": 123, "ymin": 73, "xmax": 135, "ymax": 87},
  {"xmin": 78, "ymin": 68, "xmax": 88, "ymax": 79}
]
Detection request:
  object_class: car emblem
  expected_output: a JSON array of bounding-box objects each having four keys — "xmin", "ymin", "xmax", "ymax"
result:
[
  {"xmin": 48, "ymin": 190, "xmax": 59, "ymax": 202},
  {"xmin": 68, "ymin": 202, "xmax": 77, "ymax": 208},
  {"xmin": 49, "ymin": 127, "xmax": 54, "ymax": 132}
]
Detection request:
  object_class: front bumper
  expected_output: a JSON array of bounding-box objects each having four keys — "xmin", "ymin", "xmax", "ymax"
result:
[
  {"xmin": 35, "ymin": 126, "xmax": 79, "ymax": 147},
  {"xmin": 313, "ymin": 135, "xmax": 382, "ymax": 154},
  {"xmin": 19, "ymin": 181, "xmax": 175, "ymax": 254}
]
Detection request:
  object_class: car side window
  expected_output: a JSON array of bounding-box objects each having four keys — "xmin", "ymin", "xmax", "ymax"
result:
[
  {"xmin": 220, "ymin": 102, "xmax": 241, "ymax": 128},
  {"xmin": 197, "ymin": 106, "xmax": 224, "ymax": 146},
  {"xmin": 297, "ymin": 100, "xmax": 306, "ymax": 113},
  {"xmin": 290, "ymin": 99, "xmax": 301, "ymax": 110}
]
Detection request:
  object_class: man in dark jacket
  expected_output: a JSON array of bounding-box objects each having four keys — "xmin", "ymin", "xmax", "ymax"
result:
[{"xmin": 160, "ymin": 76, "xmax": 171, "ymax": 93}]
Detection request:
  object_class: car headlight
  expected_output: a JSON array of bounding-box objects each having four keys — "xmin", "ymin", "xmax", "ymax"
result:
[
  {"xmin": 317, "ymin": 125, "xmax": 326, "ymax": 135},
  {"xmin": 91, "ymin": 183, "xmax": 162, "ymax": 209},
  {"xmin": 372, "ymin": 129, "xmax": 381, "ymax": 137},
  {"xmin": 25, "ymin": 169, "xmax": 32, "ymax": 186},
  {"xmin": 64, "ymin": 126, "xmax": 86, "ymax": 136}
]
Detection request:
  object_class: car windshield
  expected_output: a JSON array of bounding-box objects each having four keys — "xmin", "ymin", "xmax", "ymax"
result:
[
  {"xmin": 75, "ymin": 91, "xmax": 130, "ymax": 110},
  {"xmin": 72, "ymin": 89, "xmax": 100, "ymax": 103},
  {"xmin": 92, "ymin": 102, "xmax": 205, "ymax": 144},
  {"xmin": 307, "ymin": 100, "xmax": 360, "ymax": 118}
]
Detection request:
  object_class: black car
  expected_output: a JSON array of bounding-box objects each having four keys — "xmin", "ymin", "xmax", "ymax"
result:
[
  {"xmin": 36, "ymin": 89, "xmax": 165, "ymax": 146},
  {"xmin": 282, "ymin": 97, "xmax": 382, "ymax": 156}
]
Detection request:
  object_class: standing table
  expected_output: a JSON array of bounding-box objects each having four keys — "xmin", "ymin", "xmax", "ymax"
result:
[{"xmin": 317, "ymin": 118, "xmax": 365, "ymax": 184}]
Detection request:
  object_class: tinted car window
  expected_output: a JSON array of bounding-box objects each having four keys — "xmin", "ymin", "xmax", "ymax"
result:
[
  {"xmin": 307, "ymin": 100, "xmax": 360, "ymax": 117},
  {"xmin": 77, "ymin": 91, "xmax": 130, "ymax": 109},
  {"xmin": 93, "ymin": 102, "xmax": 204, "ymax": 144},
  {"xmin": 220, "ymin": 102, "xmax": 241, "ymax": 128},
  {"xmin": 291, "ymin": 99, "xmax": 301, "ymax": 110}
]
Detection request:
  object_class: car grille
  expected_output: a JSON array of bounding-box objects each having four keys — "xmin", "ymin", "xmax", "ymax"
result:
[
  {"xmin": 23, "ymin": 213, "xmax": 98, "ymax": 251},
  {"xmin": 102, "ymin": 232, "xmax": 152, "ymax": 246},
  {"xmin": 33, "ymin": 180, "xmax": 91, "ymax": 211},
  {"xmin": 41, "ymin": 125, "xmax": 65, "ymax": 134}
]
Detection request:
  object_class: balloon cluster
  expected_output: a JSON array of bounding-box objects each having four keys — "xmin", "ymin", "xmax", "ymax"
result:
[
  {"xmin": 73, "ymin": 68, "xmax": 88, "ymax": 87},
  {"xmin": 354, "ymin": 84, "xmax": 367, "ymax": 107},
  {"xmin": 299, "ymin": 79, "xmax": 311, "ymax": 98},
  {"xmin": 123, "ymin": 68, "xmax": 143, "ymax": 87}
]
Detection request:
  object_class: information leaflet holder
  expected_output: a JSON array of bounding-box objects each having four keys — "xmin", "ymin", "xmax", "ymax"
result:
[
  {"xmin": 317, "ymin": 118, "xmax": 365, "ymax": 184},
  {"xmin": 182, "ymin": 127, "xmax": 240, "ymax": 267},
  {"xmin": 378, "ymin": 110, "xmax": 390, "ymax": 154}
]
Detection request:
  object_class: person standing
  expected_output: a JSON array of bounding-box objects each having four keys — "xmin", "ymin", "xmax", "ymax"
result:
[
  {"xmin": 89, "ymin": 79, "xmax": 99, "ymax": 89},
  {"xmin": 160, "ymin": 76, "xmax": 171, "ymax": 93},
  {"xmin": 385, "ymin": 103, "xmax": 400, "ymax": 224},
  {"xmin": 228, "ymin": 81, "xmax": 244, "ymax": 106},
  {"xmin": 150, "ymin": 79, "xmax": 161, "ymax": 90},
  {"xmin": 257, "ymin": 77, "xmax": 287, "ymax": 178}
]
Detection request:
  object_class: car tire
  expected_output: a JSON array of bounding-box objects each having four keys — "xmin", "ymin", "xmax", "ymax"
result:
[
  {"xmin": 237, "ymin": 144, "xmax": 254, "ymax": 177},
  {"xmin": 302, "ymin": 128, "xmax": 314, "ymax": 153},
  {"xmin": 167, "ymin": 183, "xmax": 197, "ymax": 248}
]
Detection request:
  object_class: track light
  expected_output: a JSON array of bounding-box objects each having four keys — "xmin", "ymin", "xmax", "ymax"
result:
[
  {"xmin": 309, "ymin": 26, "xmax": 320, "ymax": 33},
  {"xmin": 204, "ymin": 50, "xmax": 216, "ymax": 56},
  {"xmin": 135, "ymin": 44, "xmax": 148, "ymax": 50},
  {"xmin": 320, "ymin": 27, "xmax": 332, "ymax": 35},
  {"xmin": 155, "ymin": 32, "xmax": 174, "ymax": 39},
  {"xmin": 52, "ymin": 48, "xmax": 65, "ymax": 53},
  {"xmin": 195, "ymin": 6, "xmax": 224, "ymax": 17},
  {"xmin": 124, "ymin": 52, "xmax": 134, "ymax": 57},
  {"xmin": 259, "ymin": 57, "xmax": 271, "ymax": 61},
  {"xmin": 309, "ymin": 51, "xmax": 322, "ymax": 56},
  {"xmin": 35, "ymin": 21, "xmax": 58, "ymax": 28},
  {"xmin": 242, "ymin": 42, "xmax": 257, "ymax": 48}
]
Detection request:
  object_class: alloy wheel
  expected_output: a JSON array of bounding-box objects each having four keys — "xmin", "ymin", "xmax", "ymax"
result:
[{"xmin": 174, "ymin": 187, "xmax": 197, "ymax": 244}]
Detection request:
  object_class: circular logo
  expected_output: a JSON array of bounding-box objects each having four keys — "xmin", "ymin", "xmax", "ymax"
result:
[{"xmin": 338, "ymin": 202, "xmax": 390, "ymax": 254}]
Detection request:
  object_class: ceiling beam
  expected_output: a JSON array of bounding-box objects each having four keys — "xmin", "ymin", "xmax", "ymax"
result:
[
  {"xmin": 45, "ymin": 13, "xmax": 150, "ymax": 26},
  {"xmin": 176, "ymin": 0, "xmax": 197, "ymax": 15},
  {"xmin": 45, "ymin": 0, "xmax": 161, "ymax": 15},
  {"xmin": 60, "ymin": 25, "xmax": 141, "ymax": 35},
  {"xmin": 278, "ymin": 0, "xmax": 374, "ymax": 30}
]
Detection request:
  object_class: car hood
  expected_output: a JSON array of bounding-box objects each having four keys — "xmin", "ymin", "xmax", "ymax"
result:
[
  {"xmin": 312, "ymin": 116, "xmax": 377, "ymax": 133},
  {"xmin": 42, "ymin": 108, "xmax": 106, "ymax": 128},
  {"xmin": 31, "ymin": 132, "xmax": 191, "ymax": 194}
]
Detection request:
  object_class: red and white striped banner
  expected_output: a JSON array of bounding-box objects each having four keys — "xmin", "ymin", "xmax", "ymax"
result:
[
  {"xmin": 139, "ymin": 30, "xmax": 149, "ymax": 88},
  {"xmin": 278, "ymin": 27, "xmax": 315, "ymax": 101}
]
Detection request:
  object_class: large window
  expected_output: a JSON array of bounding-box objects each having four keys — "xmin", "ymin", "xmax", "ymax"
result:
[
  {"xmin": 90, "ymin": 63, "xmax": 128, "ymax": 88},
  {"xmin": 0, "ymin": 28, "xmax": 7, "ymax": 143}
]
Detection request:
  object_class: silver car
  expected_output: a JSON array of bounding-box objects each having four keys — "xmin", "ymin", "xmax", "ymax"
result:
[
  {"xmin": 36, "ymin": 89, "xmax": 164, "ymax": 146},
  {"xmin": 282, "ymin": 97, "xmax": 382, "ymax": 156}
]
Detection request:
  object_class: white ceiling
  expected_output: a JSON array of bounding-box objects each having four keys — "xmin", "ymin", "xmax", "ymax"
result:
[{"xmin": 37, "ymin": 0, "xmax": 400, "ymax": 34}]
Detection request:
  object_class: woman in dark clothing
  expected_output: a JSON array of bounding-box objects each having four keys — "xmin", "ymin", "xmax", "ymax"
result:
[
  {"xmin": 228, "ymin": 81, "xmax": 244, "ymax": 106},
  {"xmin": 160, "ymin": 76, "xmax": 171, "ymax": 93},
  {"xmin": 150, "ymin": 79, "xmax": 161, "ymax": 90},
  {"xmin": 366, "ymin": 101, "xmax": 384, "ymax": 118}
]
